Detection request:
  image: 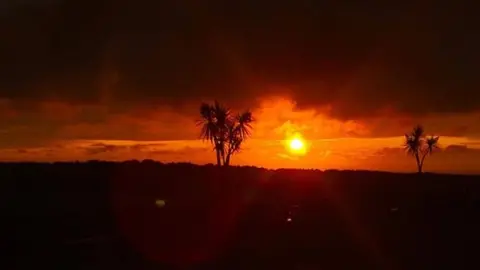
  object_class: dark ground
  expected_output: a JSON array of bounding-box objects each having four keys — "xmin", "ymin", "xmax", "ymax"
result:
[{"xmin": 2, "ymin": 161, "xmax": 480, "ymax": 269}]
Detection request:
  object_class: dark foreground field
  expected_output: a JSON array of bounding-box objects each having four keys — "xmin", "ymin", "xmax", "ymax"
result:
[{"xmin": 2, "ymin": 161, "xmax": 480, "ymax": 269}]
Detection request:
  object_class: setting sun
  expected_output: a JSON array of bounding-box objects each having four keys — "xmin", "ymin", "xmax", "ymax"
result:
[
  {"xmin": 290, "ymin": 138, "xmax": 304, "ymax": 151},
  {"xmin": 287, "ymin": 135, "xmax": 308, "ymax": 156}
]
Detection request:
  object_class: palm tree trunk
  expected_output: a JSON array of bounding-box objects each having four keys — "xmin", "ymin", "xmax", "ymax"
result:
[
  {"xmin": 225, "ymin": 152, "xmax": 231, "ymax": 166},
  {"xmin": 415, "ymin": 153, "xmax": 422, "ymax": 173},
  {"xmin": 221, "ymin": 148, "xmax": 226, "ymax": 166},
  {"xmin": 419, "ymin": 153, "xmax": 428, "ymax": 173},
  {"xmin": 215, "ymin": 149, "xmax": 221, "ymax": 166},
  {"xmin": 215, "ymin": 140, "xmax": 222, "ymax": 166}
]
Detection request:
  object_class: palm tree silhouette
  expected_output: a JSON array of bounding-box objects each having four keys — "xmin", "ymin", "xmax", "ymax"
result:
[
  {"xmin": 404, "ymin": 125, "xmax": 440, "ymax": 173},
  {"xmin": 224, "ymin": 111, "xmax": 253, "ymax": 166},
  {"xmin": 197, "ymin": 101, "xmax": 253, "ymax": 166}
]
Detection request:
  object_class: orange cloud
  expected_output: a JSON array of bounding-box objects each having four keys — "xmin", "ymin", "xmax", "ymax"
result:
[
  {"xmin": 251, "ymin": 97, "xmax": 370, "ymax": 140},
  {"xmin": 1, "ymin": 96, "xmax": 480, "ymax": 173}
]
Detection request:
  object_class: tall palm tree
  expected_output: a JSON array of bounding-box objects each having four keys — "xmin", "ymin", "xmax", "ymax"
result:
[
  {"xmin": 404, "ymin": 125, "xmax": 440, "ymax": 173},
  {"xmin": 197, "ymin": 101, "xmax": 253, "ymax": 166}
]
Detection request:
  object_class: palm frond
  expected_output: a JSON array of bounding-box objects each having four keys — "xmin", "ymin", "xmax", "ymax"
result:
[
  {"xmin": 426, "ymin": 135, "xmax": 440, "ymax": 154},
  {"xmin": 198, "ymin": 102, "xmax": 217, "ymax": 142},
  {"xmin": 212, "ymin": 100, "xmax": 230, "ymax": 128},
  {"xmin": 404, "ymin": 135, "xmax": 419, "ymax": 156},
  {"xmin": 199, "ymin": 103, "xmax": 214, "ymax": 120},
  {"xmin": 235, "ymin": 111, "xmax": 253, "ymax": 140},
  {"xmin": 411, "ymin": 125, "xmax": 425, "ymax": 140}
]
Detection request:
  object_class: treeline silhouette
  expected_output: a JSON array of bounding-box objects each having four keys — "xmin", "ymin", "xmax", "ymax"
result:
[{"xmin": 2, "ymin": 161, "xmax": 480, "ymax": 269}]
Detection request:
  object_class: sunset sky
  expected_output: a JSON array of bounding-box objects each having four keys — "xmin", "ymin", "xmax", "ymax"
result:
[{"xmin": 1, "ymin": 1, "xmax": 479, "ymax": 173}]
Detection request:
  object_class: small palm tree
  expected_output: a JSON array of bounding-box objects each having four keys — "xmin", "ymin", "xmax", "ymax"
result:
[
  {"xmin": 404, "ymin": 125, "xmax": 440, "ymax": 173},
  {"xmin": 197, "ymin": 101, "xmax": 253, "ymax": 166}
]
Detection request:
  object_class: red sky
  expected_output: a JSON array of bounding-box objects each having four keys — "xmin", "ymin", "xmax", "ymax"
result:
[
  {"xmin": 1, "ymin": 1, "xmax": 479, "ymax": 173},
  {"xmin": 1, "ymin": 97, "xmax": 479, "ymax": 174}
]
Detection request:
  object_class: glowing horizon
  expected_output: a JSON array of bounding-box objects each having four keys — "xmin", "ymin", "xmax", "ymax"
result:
[{"xmin": 0, "ymin": 97, "xmax": 479, "ymax": 174}]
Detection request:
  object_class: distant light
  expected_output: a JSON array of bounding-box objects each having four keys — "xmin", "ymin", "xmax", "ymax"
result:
[
  {"xmin": 155, "ymin": 199, "xmax": 166, "ymax": 208},
  {"xmin": 286, "ymin": 217, "xmax": 292, "ymax": 222},
  {"xmin": 390, "ymin": 207, "xmax": 399, "ymax": 212}
]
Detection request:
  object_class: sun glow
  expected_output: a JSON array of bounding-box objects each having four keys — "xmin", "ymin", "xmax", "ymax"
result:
[
  {"xmin": 287, "ymin": 134, "xmax": 308, "ymax": 155},
  {"xmin": 290, "ymin": 138, "xmax": 304, "ymax": 151}
]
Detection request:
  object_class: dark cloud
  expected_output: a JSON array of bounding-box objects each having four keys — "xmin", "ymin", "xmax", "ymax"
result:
[
  {"xmin": 443, "ymin": 144, "xmax": 480, "ymax": 154},
  {"xmin": 444, "ymin": 144, "xmax": 468, "ymax": 152},
  {"xmin": 375, "ymin": 147, "xmax": 405, "ymax": 156},
  {"xmin": 1, "ymin": 0, "xmax": 479, "ymax": 119},
  {"xmin": 467, "ymin": 142, "xmax": 480, "ymax": 146},
  {"xmin": 83, "ymin": 143, "xmax": 126, "ymax": 155},
  {"xmin": 81, "ymin": 142, "xmax": 207, "ymax": 158},
  {"xmin": 149, "ymin": 146, "xmax": 208, "ymax": 156},
  {"xmin": 129, "ymin": 143, "xmax": 167, "ymax": 151}
]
